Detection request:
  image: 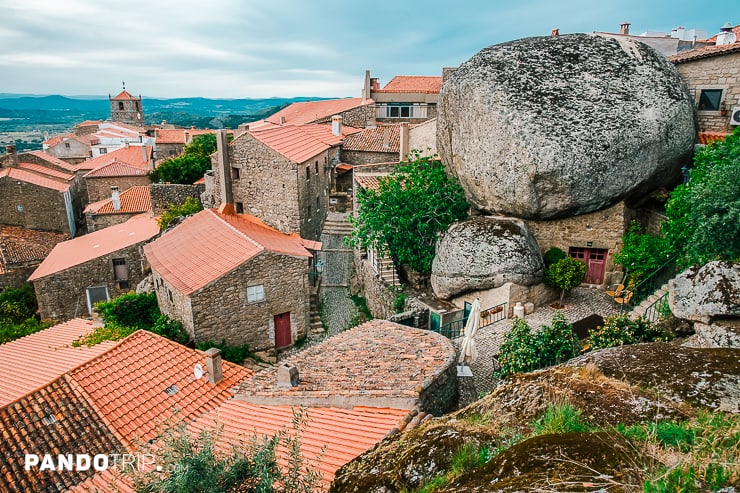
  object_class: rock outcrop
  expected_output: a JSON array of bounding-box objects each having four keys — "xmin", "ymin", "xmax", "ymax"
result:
[
  {"xmin": 669, "ymin": 261, "xmax": 740, "ymax": 323},
  {"xmin": 431, "ymin": 216, "xmax": 544, "ymax": 299},
  {"xmin": 437, "ymin": 33, "xmax": 695, "ymax": 219}
]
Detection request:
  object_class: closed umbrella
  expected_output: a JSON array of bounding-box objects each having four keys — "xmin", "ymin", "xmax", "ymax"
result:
[{"xmin": 458, "ymin": 298, "xmax": 481, "ymax": 365}]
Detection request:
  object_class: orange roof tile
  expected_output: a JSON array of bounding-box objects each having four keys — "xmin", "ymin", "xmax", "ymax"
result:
[
  {"xmin": 249, "ymin": 123, "xmax": 360, "ymax": 163},
  {"xmin": 0, "ymin": 226, "xmax": 68, "ymax": 267},
  {"xmin": 265, "ymin": 98, "xmax": 371, "ymax": 125},
  {"xmin": 84, "ymin": 158, "xmax": 150, "ymax": 178},
  {"xmin": 84, "ymin": 185, "xmax": 152, "ymax": 215},
  {"xmin": 25, "ymin": 150, "xmax": 80, "ymax": 172},
  {"xmin": 669, "ymin": 41, "xmax": 740, "ymax": 63},
  {"xmin": 0, "ymin": 319, "xmax": 118, "ymax": 407},
  {"xmin": 342, "ymin": 124, "xmax": 401, "ymax": 152},
  {"xmin": 18, "ymin": 162, "xmax": 75, "ymax": 181},
  {"xmin": 42, "ymin": 134, "xmax": 67, "ymax": 146},
  {"xmin": 156, "ymin": 128, "xmax": 214, "ymax": 144},
  {"xmin": 355, "ymin": 174, "xmax": 387, "ymax": 191},
  {"xmin": 193, "ymin": 175, "xmax": 206, "ymax": 184},
  {"xmin": 144, "ymin": 210, "xmax": 314, "ymax": 295},
  {"xmin": 377, "ymin": 76, "xmax": 442, "ymax": 94},
  {"xmin": 82, "ymin": 145, "xmax": 152, "ymax": 172},
  {"xmin": 0, "ymin": 167, "xmax": 70, "ymax": 192},
  {"xmin": 76, "ymin": 120, "xmax": 103, "ymax": 127},
  {"xmin": 700, "ymin": 24, "xmax": 740, "ymax": 43},
  {"xmin": 698, "ymin": 131, "xmax": 732, "ymax": 145},
  {"xmin": 189, "ymin": 402, "xmax": 409, "ymax": 486},
  {"xmin": 28, "ymin": 215, "xmax": 159, "ymax": 280},
  {"xmin": 69, "ymin": 330, "xmax": 253, "ymax": 448},
  {"xmin": 111, "ymin": 90, "xmax": 139, "ymax": 100}
]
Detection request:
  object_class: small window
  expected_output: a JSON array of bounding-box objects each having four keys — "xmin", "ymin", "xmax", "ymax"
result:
[
  {"xmin": 168, "ymin": 289, "xmax": 173, "ymax": 302},
  {"xmin": 698, "ymin": 89, "xmax": 723, "ymax": 111},
  {"xmin": 315, "ymin": 161, "xmax": 319, "ymax": 174},
  {"xmin": 306, "ymin": 165, "xmax": 311, "ymax": 181},
  {"xmin": 118, "ymin": 101, "xmax": 124, "ymax": 110},
  {"xmin": 99, "ymin": 148, "xmax": 107, "ymax": 154},
  {"xmin": 64, "ymin": 142, "xmax": 70, "ymax": 149},
  {"xmin": 247, "ymin": 284, "xmax": 265, "ymax": 303},
  {"xmin": 112, "ymin": 258, "xmax": 128, "ymax": 281},
  {"xmin": 235, "ymin": 202, "xmax": 244, "ymax": 214},
  {"xmin": 86, "ymin": 286, "xmax": 110, "ymax": 314},
  {"xmin": 231, "ymin": 167, "xmax": 240, "ymax": 180},
  {"xmin": 316, "ymin": 196, "xmax": 320, "ymax": 212}
]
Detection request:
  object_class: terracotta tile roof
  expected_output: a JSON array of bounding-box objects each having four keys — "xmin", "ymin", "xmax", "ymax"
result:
[
  {"xmin": 336, "ymin": 163, "xmax": 353, "ymax": 174},
  {"xmin": 377, "ymin": 76, "xmax": 442, "ymax": 94},
  {"xmin": 28, "ymin": 214, "xmax": 159, "ymax": 281},
  {"xmin": 700, "ymin": 25, "xmax": 740, "ymax": 43},
  {"xmin": 698, "ymin": 131, "xmax": 732, "ymax": 145},
  {"xmin": 67, "ymin": 469, "xmax": 134, "ymax": 493},
  {"xmin": 144, "ymin": 209, "xmax": 314, "ymax": 295},
  {"xmin": 69, "ymin": 330, "xmax": 253, "ymax": 448},
  {"xmin": 265, "ymin": 98, "xmax": 371, "ymax": 125},
  {"xmin": 111, "ymin": 90, "xmax": 139, "ymax": 100},
  {"xmin": 84, "ymin": 159, "xmax": 150, "ymax": 178},
  {"xmin": 84, "ymin": 186, "xmax": 152, "ymax": 215},
  {"xmin": 42, "ymin": 133, "xmax": 66, "ymax": 146},
  {"xmin": 234, "ymin": 320, "xmax": 456, "ymax": 408},
  {"xmin": 0, "ymin": 375, "xmax": 125, "ymax": 493},
  {"xmin": 76, "ymin": 120, "xmax": 102, "ymax": 127},
  {"xmin": 0, "ymin": 226, "xmax": 68, "ymax": 267},
  {"xmin": 342, "ymin": 125, "xmax": 401, "ymax": 152},
  {"xmin": 189, "ymin": 402, "xmax": 409, "ymax": 486},
  {"xmin": 0, "ymin": 319, "xmax": 117, "ymax": 407},
  {"xmin": 193, "ymin": 175, "xmax": 206, "ymax": 184},
  {"xmin": 0, "ymin": 167, "xmax": 70, "ymax": 192},
  {"xmin": 156, "ymin": 128, "xmax": 214, "ymax": 144},
  {"xmin": 18, "ymin": 162, "xmax": 75, "ymax": 181},
  {"xmin": 82, "ymin": 145, "xmax": 153, "ymax": 173},
  {"xmin": 249, "ymin": 123, "xmax": 360, "ymax": 163},
  {"xmin": 669, "ymin": 41, "xmax": 740, "ymax": 63},
  {"xmin": 354, "ymin": 174, "xmax": 388, "ymax": 192},
  {"xmin": 25, "ymin": 150, "xmax": 80, "ymax": 172}
]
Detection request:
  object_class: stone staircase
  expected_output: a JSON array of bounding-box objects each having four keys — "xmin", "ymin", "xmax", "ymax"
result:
[
  {"xmin": 376, "ymin": 255, "xmax": 398, "ymax": 285},
  {"xmin": 628, "ymin": 282, "xmax": 670, "ymax": 320},
  {"xmin": 308, "ymin": 291, "xmax": 324, "ymax": 336},
  {"xmin": 322, "ymin": 213, "xmax": 354, "ymax": 238}
]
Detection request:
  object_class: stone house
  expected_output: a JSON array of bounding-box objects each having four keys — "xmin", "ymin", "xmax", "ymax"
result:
[
  {"xmin": 109, "ymin": 87, "xmax": 145, "ymax": 126},
  {"xmin": 259, "ymin": 97, "xmax": 374, "ymax": 128},
  {"xmin": 155, "ymin": 128, "xmax": 214, "ymax": 161},
  {"xmin": 340, "ymin": 123, "xmax": 410, "ymax": 165},
  {"xmin": 28, "ymin": 214, "xmax": 159, "ymax": 321},
  {"xmin": 208, "ymin": 122, "xmax": 360, "ymax": 241},
  {"xmin": 362, "ymin": 70, "xmax": 445, "ymax": 123},
  {"xmin": 84, "ymin": 185, "xmax": 152, "ymax": 232},
  {"xmin": 669, "ymin": 24, "xmax": 740, "ymax": 134},
  {"xmin": 83, "ymin": 145, "xmax": 153, "ymax": 202},
  {"xmin": 144, "ymin": 207, "xmax": 320, "ymax": 351},
  {"xmin": 0, "ymin": 226, "xmax": 68, "ymax": 291},
  {"xmin": 42, "ymin": 132, "xmax": 96, "ymax": 164}
]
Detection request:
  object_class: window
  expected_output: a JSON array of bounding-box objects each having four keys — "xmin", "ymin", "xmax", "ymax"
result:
[
  {"xmin": 86, "ymin": 286, "xmax": 110, "ymax": 314},
  {"xmin": 306, "ymin": 165, "xmax": 311, "ymax": 181},
  {"xmin": 698, "ymin": 89, "xmax": 723, "ymax": 111},
  {"xmin": 315, "ymin": 161, "xmax": 319, "ymax": 174},
  {"xmin": 99, "ymin": 148, "xmax": 107, "ymax": 154},
  {"xmin": 231, "ymin": 167, "xmax": 240, "ymax": 180},
  {"xmin": 316, "ymin": 196, "xmax": 320, "ymax": 212},
  {"xmin": 376, "ymin": 103, "xmax": 428, "ymax": 119},
  {"xmin": 247, "ymin": 284, "xmax": 265, "ymax": 303},
  {"xmin": 64, "ymin": 142, "xmax": 70, "ymax": 149},
  {"xmin": 112, "ymin": 258, "xmax": 129, "ymax": 289},
  {"xmin": 235, "ymin": 202, "xmax": 244, "ymax": 214},
  {"xmin": 118, "ymin": 102, "xmax": 124, "ymax": 110}
]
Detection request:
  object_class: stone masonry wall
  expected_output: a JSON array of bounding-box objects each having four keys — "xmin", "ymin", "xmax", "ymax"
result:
[
  {"xmin": 33, "ymin": 242, "xmax": 150, "ymax": 322},
  {"xmin": 86, "ymin": 176, "xmax": 151, "ymax": 203},
  {"xmin": 341, "ymin": 150, "xmax": 398, "ymax": 166},
  {"xmin": 674, "ymin": 51, "xmax": 740, "ymax": 133},
  {"xmin": 314, "ymin": 105, "xmax": 375, "ymax": 128},
  {"xmin": 150, "ymin": 183, "xmax": 204, "ymax": 215},
  {"xmin": 0, "ymin": 266, "xmax": 36, "ymax": 291},
  {"xmin": 352, "ymin": 251, "xmax": 397, "ymax": 320},
  {"xmin": 0, "ymin": 179, "xmax": 71, "ymax": 234},
  {"xmin": 151, "ymin": 272, "xmax": 195, "ymax": 338},
  {"xmin": 86, "ymin": 212, "xmax": 136, "ymax": 233},
  {"xmin": 156, "ymin": 143, "xmax": 185, "ymax": 161},
  {"xmin": 408, "ymin": 118, "xmax": 438, "ymax": 157},
  {"xmin": 418, "ymin": 353, "xmax": 458, "ymax": 415}
]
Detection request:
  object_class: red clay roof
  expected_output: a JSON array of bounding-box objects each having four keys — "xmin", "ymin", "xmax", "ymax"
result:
[
  {"xmin": 156, "ymin": 128, "xmax": 214, "ymax": 144},
  {"xmin": 250, "ymin": 123, "xmax": 360, "ymax": 163},
  {"xmin": 0, "ymin": 226, "xmax": 68, "ymax": 267},
  {"xmin": 265, "ymin": 98, "xmax": 371, "ymax": 125},
  {"xmin": 28, "ymin": 214, "xmax": 159, "ymax": 280},
  {"xmin": 342, "ymin": 124, "xmax": 401, "ymax": 152},
  {"xmin": 0, "ymin": 167, "xmax": 70, "ymax": 192},
  {"xmin": 25, "ymin": 150, "xmax": 80, "ymax": 172},
  {"xmin": 354, "ymin": 174, "xmax": 387, "ymax": 191},
  {"xmin": 82, "ymin": 145, "xmax": 152, "ymax": 172},
  {"xmin": 84, "ymin": 159, "xmax": 150, "ymax": 178},
  {"xmin": 144, "ymin": 209, "xmax": 314, "ymax": 295},
  {"xmin": 0, "ymin": 319, "xmax": 117, "ymax": 407},
  {"xmin": 669, "ymin": 41, "xmax": 740, "ymax": 63},
  {"xmin": 84, "ymin": 185, "xmax": 152, "ymax": 214},
  {"xmin": 698, "ymin": 131, "xmax": 732, "ymax": 145},
  {"xmin": 69, "ymin": 330, "xmax": 253, "ymax": 448},
  {"xmin": 189, "ymin": 402, "xmax": 409, "ymax": 486},
  {"xmin": 111, "ymin": 90, "xmax": 139, "ymax": 100},
  {"xmin": 377, "ymin": 76, "xmax": 442, "ymax": 94},
  {"xmin": 18, "ymin": 162, "xmax": 75, "ymax": 181},
  {"xmin": 76, "ymin": 120, "xmax": 102, "ymax": 127}
]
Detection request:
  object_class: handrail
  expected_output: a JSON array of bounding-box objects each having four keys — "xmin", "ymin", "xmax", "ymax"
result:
[
  {"xmin": 437, "ymin": 301, "xmax": 508, "ymax": 339},
  {"xmin": 621, "ymin": 254, "xmax": 680, "ymax": 312},
  {"xmin": 642, "ymin": 291, "xmax": 670, "ymax": 324}
]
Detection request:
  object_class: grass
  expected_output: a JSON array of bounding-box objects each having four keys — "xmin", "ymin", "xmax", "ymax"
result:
[
  {"xmin": 409, "ymin": 442, "xmax": 493, "ymax": 493},
  {"xmin": 530, "ymin": 401, "xmax": 589, "ymax": 436}
]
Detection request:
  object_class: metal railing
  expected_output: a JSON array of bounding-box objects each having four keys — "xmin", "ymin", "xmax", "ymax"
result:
[
  {"xmin": 436, "ymin": 302, "xmax": 508, "ymax": 339},
  {"xmin": 621, "ymin": 255, "xmax": 681, "ymax": 312},
  {"xmin": 642, "ymin": 291, "xmax": 670, "ymax": 324}
]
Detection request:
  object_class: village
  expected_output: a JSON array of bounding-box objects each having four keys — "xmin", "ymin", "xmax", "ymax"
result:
[{"xmin": 0, "ymin": 20, "xmax": 739, "ymax": 492}]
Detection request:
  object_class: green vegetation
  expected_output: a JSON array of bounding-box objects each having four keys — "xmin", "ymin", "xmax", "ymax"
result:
[
  {"xmin": 0, "ymin": 284, "xmax": 51, "ymax": 344},
  {"xmin": 587, "ymin": 313, "xmax": 667, "ymax": 350},
  {"xmin": 129, "ymin": 409, "xmax": 323, "ymax": 493},
  {"xmin": 196, "ymin": 340, "xmax": 252, "ymax": 364},
  {"xmin": 544, "ymin": 256, "xmax": 587, "ymax": 306},
  {"xmin": 530, "ymin": 402, "xmax": 589, "ymax": 436},
  {"xmin": 413, "ymin": 442, "xmax": 492, "ymax": 493},
  {"xmin": 542, "ymin": 246, "xmax": 566, "ymax": 267},
  {"xmin": 347, "ymin": 152, "xmax": 469, "ymax": 275},
  {"xmin": 151, "ymin": 133, "xmax": 217, "ymax": 185},
  {"xmin": 613, "ymin": 220, "xmax": 673, "ymax": 289},
  {"xmin": 391, "ymin": 285, "xmax": 407, "ymax": 313},
  {"xmin": 348, "ymin": 293, "xmax": 373, "ymax": 328},
  {"xmin": 157, "ymin": 196, "xmax": 204, "ymax": 230},
  {"xmin": 73, "ymin": 292, "xmax": 189, "ymax": 346}
]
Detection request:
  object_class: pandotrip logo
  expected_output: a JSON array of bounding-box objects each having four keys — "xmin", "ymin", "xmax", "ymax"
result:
[{"xmin": 24, "ymin": 453, "xmax": 159, "ymax": 472}]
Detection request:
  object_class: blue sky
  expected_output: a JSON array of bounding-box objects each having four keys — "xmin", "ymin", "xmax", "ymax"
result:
[{"xmin": 0, "ymin": 0, "xmax": 735, "ymax": 98}]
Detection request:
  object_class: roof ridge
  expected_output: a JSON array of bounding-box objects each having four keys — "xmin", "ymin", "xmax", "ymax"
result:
[{"xmin": 206, "ymin": 209, "xmax": 265, "ymax": 252}]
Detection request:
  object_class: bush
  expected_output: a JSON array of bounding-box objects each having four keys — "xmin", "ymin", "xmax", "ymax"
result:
[
  {"xmin": 613, "ymin": 220, "xmax": 672, "ymax": 288},
  {"xmin": 543, "ymin": 247, "xmax": 566, "ymax": 267},
  {"xmin": 587, "ymin": 313, "xmax": 666, "ymax": 350},
  {"xmin": 531, "ymin": 402, "xmax": 588, "ymax": 435},
  {"xmin": 533, "ymin": 312, "xmax": 580, "ymax": 368},
  {"xmin": 196, "ymin": 340, "xmax": 251, "ymax": 364},
  {"xmin": 150, "ymin": 134, "xmax": 217, "ymax": 185},
  {"xmin": 497, "ymin": 318, "xmax": 538, "ymax": 378},
  {"xmin": 151, "ymin": 315, "xmax": 190, "ymax": 345},
  {"xmin": 158, "ymin": 196, "xmax": 203, "ymax": 230},
  {"xmin": 95, "ymin": 291, "xmax": 159, "ymax": 330},
  {"xmin": 545, "ymin": 256, "xmax": 587, "ymax": 305},
  {"xmin": 0, "ymin": 284, "xmax": 38, "ymax": 324}
]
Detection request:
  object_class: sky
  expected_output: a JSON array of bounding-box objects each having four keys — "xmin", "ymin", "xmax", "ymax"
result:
[{"xmin": 0, "ymin": 0, "xmax": 736, "ymax": 99}]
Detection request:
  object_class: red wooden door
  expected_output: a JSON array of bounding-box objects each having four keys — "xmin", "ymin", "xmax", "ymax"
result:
[
  {"xmin": 586, "ymin": 249, "xmax": 606, "ymax": 284},
  {"xmin": 274, "ymin": 312, "xmax": 292, "ymax": 348}
]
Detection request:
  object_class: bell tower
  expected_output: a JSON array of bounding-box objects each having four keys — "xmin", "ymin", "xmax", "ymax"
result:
[{"xmin": 109, "ymin": 82, "xmax": 145, "ymax": 125}]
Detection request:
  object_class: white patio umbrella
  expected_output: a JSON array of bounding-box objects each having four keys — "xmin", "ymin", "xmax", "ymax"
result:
[{"xmin": 458, "ymin": 298, "xmax": 481, "ymax": 366}]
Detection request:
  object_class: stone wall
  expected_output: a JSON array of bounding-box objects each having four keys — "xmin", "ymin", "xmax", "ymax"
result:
[
  {"xmin": 0, "ymin": 179, "xmax": 71, "ymax": 234},
  {"xmin": 451, "ymin": 282, "xmax": 558, "ymax": 317},
  {"xmin": 341, "ymin": 150, "xmax": 398, "ymax": 166},
  {"xmin": 86, "ymin": 212, "xmax": 137, "ymax": 233},
  {"xmin": 417, "ymin": 353, "xmax": 458, "ymax": 415},
  {"xmin": 351, "ymin": 251, "xmax": 397, "ymax": 320},
  {"xmin": 674, "ymin": 51, "xmax": 740, "ymax": 133},
  {"xmin": 154, "ymin": 250, "xmax": 310, "ymax": 351},
  {"xmin": 150, "ymin": 183, "xmax": 204, "ymax": 215},
  {"xmin": 86, "ymin": 176, "xmax": 151, "ymax": 203},
  {"xmin": 408, "ymin": 118, "xmax": 437, "ymax": 157},
  {"xmin": 314, "ymin": 105, "xmax": 375, "ymax": 128},
  {"xmin": 0, "ymin": 266, "xmax": 36, "ymax": 291},
  {"xmin": 33, "ymin": 241, "xmax": 150, "ymax": 321},
  {"xmin": 156, "ymin": 143, "xmax": 185, "ymax": 161}
]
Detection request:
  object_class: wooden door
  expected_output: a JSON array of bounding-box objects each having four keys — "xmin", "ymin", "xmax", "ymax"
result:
[
  {"xmin": 274, "ymin": 312, "xmax": 292, "ymax": 348},
  {"xmin": 586, "ymin": 249, "xmax": 607, "ymax": 285}
]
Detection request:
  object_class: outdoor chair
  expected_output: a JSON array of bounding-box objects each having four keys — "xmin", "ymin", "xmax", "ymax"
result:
[
  {"xmin": 605, "ymin": 283, "xmax": 625, "ymax": 298},
  {"xmin": 612, "ymin": 290, "xmax": 633, "ymax": 306}
]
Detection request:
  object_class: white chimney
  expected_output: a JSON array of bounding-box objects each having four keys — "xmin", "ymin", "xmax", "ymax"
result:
[
  {"xmin": 205, "ymin": 348, "xmax": 223, "ymax": 384},
  {"xmin": 620, "ymin": 22, "xmax": 630, "ymax": 35},
  {"xmin": 277, "ymin": 363, "xmax": 299, "ymax": 387},
  {"xmin": 399, "ymin": 123, "xmax": 410, "ymax": 161},
  {"xmin": 382, "ymin": 127, "xmax": 390, "ymax": 149},
  {"xmin": 331, "ymin": 115, "xmax": 343, "ymax": 136},
  {"xmin": 111, "ymin": 186, "xmax": 121, "ymax": 211}
]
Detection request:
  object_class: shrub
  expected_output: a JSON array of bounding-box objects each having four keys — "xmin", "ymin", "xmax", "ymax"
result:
[
  {"xmin": 533, "ymin": 311, "xmax": 580, "ymax": 368},
  {"xmin": 587, "ymin": 314, "xmax": 666, "ymax": 350},
  {"xmin": 613, "ymin": 220, "xmax": 673, "ymax": 288},
  {"xmin": 545, "ymin": 256, "xmax": 587, "ymax": 305},
  {"xmin": 543, "ymin": 247, "xmax": 566, "ymax": 267},
  {"xmin": 158, "ymin": 196, "xmax": 203, "ymax": 230},
  {"xmin": 151, "ymin": 315, "xmax": 190, "ymax": 345},
  {"xmin": 95, "ymin": 291, "xmax": 159, "ymax": 330},
  {"xmin": 150, "ymin": 134, "xmax": 217, "ymax": 185},
  {"xmin": 196, "ymin": 340, "xmax": 251, "ymax": 364},
  {"xmin": 0, "ymin": 284, "xmax": 38, "ymax": 324},
  {"xmin": 497, "ymin": 318, "xmax": 538, "ymax": 378},
  {"xmin": 531, "ymin": 402, "xmax": 588, "ymax": 435},
  {"xmin": 393, "ymin": 291, "xmax": 407, "ymax": 313}
]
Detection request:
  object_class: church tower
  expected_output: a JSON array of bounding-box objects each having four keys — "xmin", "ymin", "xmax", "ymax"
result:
[{"xmin": 109, "ymin": 83, "xmax": 145, "ymax": 126}]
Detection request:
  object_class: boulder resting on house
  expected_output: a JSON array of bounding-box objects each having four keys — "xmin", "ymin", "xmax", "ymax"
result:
[
  {"xmin": 431, "ymin": 216, "xmax": 544, "ymax": 299},
  {"xmin": 437, "ymin": 33, "xmax": 695, "ymax": 219}
]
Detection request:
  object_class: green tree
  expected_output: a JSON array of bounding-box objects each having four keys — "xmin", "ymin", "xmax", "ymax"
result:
[
  {"xmin": 158, "ymin": 196, "xmax": 204, "ymax": 230},
  {"xmin": 533, "ymin": 311, "xmax": 580, "ymax": 368},
  {"xmin": 0, "ymin": 284, "xmax": 50, "ymax": 344},
  {"xmin": 663, "ymin": 127, "xmax": 740, "ymax": 265},
  {"xmin": 151, "ymin": 134, "xmax": 217, "ymax": 185},
  {"xmin": 497, "ymin": 318, "xmax": 538, "ymax": 378},
  {"xmin": 346, "ymin": 152, "xmax": 469, "ymax": 275},
  {"xmin": 613, "ymin": 221, "xmax": 672, "ymax": 288},
  {"xmin": 544, "ymin": 256, "xmax": 587, "ymax": 306}
]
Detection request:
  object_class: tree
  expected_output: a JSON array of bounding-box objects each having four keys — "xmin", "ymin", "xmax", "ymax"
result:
[
  {"xmin": 663, "ymin": 127, "xmax": 740, "ymax": 266},
  {"xmin": 346, "ymin": 152, "xmax": 469, "ymax": 275},
  {"xmin": 545, "ymin": 256, "xmax": 587, "ymax": 307},
  {"xmin": 613, "ymin": 221, "xmax": 672, "ymax": 288},
  {"xmin": 158, "ymin": 196, "xmax": 204, "ymax": 230},
  {"xmin": 151, "ymin": 134, "xmax": 217, "ymax": 185},
  {"xmin": 0, "ymin": 284, "xmax": 50, "ymax": 343}
]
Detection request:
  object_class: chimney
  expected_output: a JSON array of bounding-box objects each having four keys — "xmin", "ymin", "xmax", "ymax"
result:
[
  {"xmin": 216, "ymin": 129, "xmax": 233, "ymax": 207},
  {"xmin": 277, "ymin": 363, "xmax": 299, "ymax": 387},
  {"xmin": 141, "ymin": 145, "xmax": 148, "ymax": 167},
  {"xmin": 551, "ymin": 28, "xmax": 560, "ymax": 36},
  {"xmin": 111, "ymin": 186, "xmax": 121, "ymax": 211},
  {"xmin": 371, "ymin": 78, "xmax": 380, "ymax": 91},
  {"xmin": 331, "ymin": 115, "xmax": 343, "ymax": 136},
  {"xmin": 399, "ymin": 123, "xmax": 410, "ymax": 161},
  {"xmin": 4, "ymin": 145, "xmax": 18, "ymax": 168},
  {"xmin": 205, "ymin": 348, "xmax": 223, "ymax": 384},
  {"xmin": 620, "ymin": 22, "xmax": 630, "ymax": 35},
  {"xmin": 184, "ymin": 130, "xmax": 189, "ymax": 144},
  {"xmin": 382, "ymin": 127, "xmax": 390, "ymax": 149},
  {"xmin": 279, "ymin": 116, "xmax": 286, "ymax": 125},
  {"xmin": 362, "ymin": 70, "xmax": 372, "ymax": 100}
]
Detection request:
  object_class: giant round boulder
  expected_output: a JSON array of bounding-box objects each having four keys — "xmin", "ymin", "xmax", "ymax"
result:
[
  {"xmin": 669, "ymin": 261, "xmax": 740, "ymax": 324},
  {"xmin": 431, "ymin": 216, "xmax": 544, "ymax": 299},
  {"xmin": 437, "ymin": 33, "xmax": 696, "ymax": 219}
]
